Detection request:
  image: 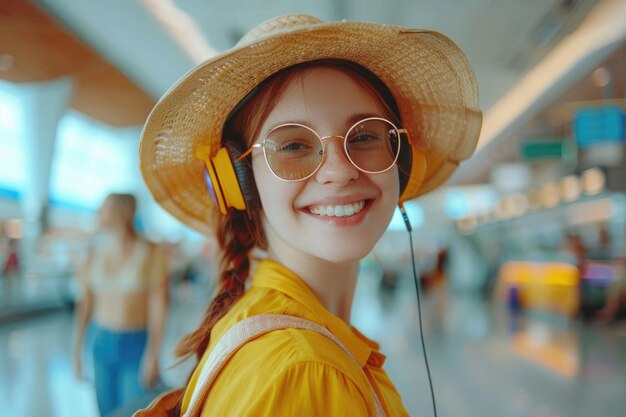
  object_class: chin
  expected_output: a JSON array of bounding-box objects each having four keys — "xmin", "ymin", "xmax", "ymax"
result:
[{"xmin": 312, "ymin": 240, "xmax": 377, "ymax": 264}]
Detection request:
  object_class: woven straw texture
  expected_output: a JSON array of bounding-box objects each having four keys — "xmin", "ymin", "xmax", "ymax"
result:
[{"xmin": 140, "ymin": 14, "xmax": 482, "ymax": 236}]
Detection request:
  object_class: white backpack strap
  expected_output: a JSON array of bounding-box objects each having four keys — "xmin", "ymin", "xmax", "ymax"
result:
[{"xmin": 183, "ymin": 314, "xmax": 386, "ymax": 417}]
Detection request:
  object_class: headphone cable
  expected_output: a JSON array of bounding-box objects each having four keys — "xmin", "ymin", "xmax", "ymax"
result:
[{"xmin": 399, "ymin": 205, "xmax": 438, "ymax": 417}]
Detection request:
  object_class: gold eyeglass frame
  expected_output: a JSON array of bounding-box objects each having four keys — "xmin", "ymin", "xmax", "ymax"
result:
[{"xmin": 236, "ymin": 116, "xmax": 406, "ymax": 182}]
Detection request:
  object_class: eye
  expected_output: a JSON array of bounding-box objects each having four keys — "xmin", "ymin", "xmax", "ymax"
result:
[
  {"xmin": 349, "ymin": 132, "xmax": 380, "ymax": 143},
  {"xmin": 348, "ymin": 131, "xmax": 385, "ymax": 150},
  {"xmin": 276, "ymin": 140, "xmax": 313, "ymax": 152}
]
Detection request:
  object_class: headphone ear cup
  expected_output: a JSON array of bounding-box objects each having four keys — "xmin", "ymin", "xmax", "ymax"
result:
[
  {"xmin": 203, "ymin": 160, "xmax": 227, "ymax": 215},
  {"xmin": 211, "ymin": 147, "xmax": 247, "ymax": 212},
  {"xmin": 196, "ymin": 145, "xmax": 229, "ymax": 214},
  {"xmin": 229, "ymin": 146, "xmax": 258, "ymax": 209},
  {"xmin": 398, "ymin": 146, "xmax": 427, "ymax": 204}
]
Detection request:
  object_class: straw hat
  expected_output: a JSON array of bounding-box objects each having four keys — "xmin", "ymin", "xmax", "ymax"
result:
[{"xmin": 140, "ymin": 14, "xmax": 482, "ymax": 236}]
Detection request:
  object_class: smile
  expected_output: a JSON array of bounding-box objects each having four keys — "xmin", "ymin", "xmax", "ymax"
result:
[{"xmin": 308, "ymin": 201, "xmax": 366, "ymax": 217}]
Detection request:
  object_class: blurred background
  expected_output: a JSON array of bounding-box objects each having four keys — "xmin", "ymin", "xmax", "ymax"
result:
[{"xmin": 1, "ymin": 0, "xmax": 625, "ymax": 416}]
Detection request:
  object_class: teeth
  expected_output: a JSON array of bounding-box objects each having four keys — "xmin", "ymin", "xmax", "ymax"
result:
[{"xmin": 310, "ymin": 201, "xmax": 365, "ymax": 217}]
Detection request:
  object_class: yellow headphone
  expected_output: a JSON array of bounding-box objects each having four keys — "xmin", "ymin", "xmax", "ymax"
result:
[
  {"xmin": 196, "ymin": 144, "xmax": 427, "ymax": 215},
  {"xmin": 196, "ymin": 146, "xmax": 248, "ymax": 215},
  {"xmin": 398, "ymin": 146, "xmax": 427, "ymax": 206}
]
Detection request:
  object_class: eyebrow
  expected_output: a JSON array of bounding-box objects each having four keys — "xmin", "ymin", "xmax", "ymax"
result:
[{"xmin": 264, "ymin": 112, "xmax": 385, "ymax": 134}]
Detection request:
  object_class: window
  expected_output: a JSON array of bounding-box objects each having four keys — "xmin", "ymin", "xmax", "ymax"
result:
[
  {"xmin": 0, "ymin": 82, "xmax": 25, "ymax": 198},
  {"xmin": 49, "ymin": 112, "xmax": 139, "ymax": 211}
]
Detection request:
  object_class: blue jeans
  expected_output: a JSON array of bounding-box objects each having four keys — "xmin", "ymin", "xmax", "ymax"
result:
[{"xmin": 90, "ymin": 323, "xmax": 149, "ymax": 417}]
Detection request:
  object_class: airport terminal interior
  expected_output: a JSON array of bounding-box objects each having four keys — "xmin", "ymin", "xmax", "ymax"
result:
[{"xmin": 1, "ymin": 0, "xmax": 626, "ymax": 416}]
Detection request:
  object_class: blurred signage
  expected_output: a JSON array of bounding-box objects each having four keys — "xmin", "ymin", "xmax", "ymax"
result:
[
  {"xmin": 574, "ymin": 105, "xmax": 625, "ymax": 149},
  {"xmin": 499, "ymin": 261, "xmax": 579, "ymax": 317},
  {"xmin": 520, "ymin": 140, "xmax": 564, "ymax": 160}
]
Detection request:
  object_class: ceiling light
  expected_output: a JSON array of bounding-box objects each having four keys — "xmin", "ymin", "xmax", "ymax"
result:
[
  {"xmin": 0, "ymin": 55, "xmax": 14, "ymax": 71},
  {"xmin": 591, "ymin": 67, "xmax": 611, "ymax": 87},
  {"xmin": 581, "ymin": 167, "xmax": 605, "ymax": 195}
]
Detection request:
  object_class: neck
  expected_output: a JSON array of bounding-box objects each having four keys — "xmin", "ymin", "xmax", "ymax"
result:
[{"xmin": 269, "ymin": 249, "xmax": 359, "ymax": 323}]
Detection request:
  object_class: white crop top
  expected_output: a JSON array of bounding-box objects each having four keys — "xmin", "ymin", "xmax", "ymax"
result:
[{"xmin": 87, "ymin": 241, "xmax": 163, "ymax": 294}]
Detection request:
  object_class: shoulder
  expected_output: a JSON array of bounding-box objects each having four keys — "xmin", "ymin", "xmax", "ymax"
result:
[
  {"xmin": 244, "ymin": 324, "xmax": 356, "ymax": 372},
  {"xmin": 139, "ymin": 240, "xmax": 168, "ymax": 266},
  {"xmin": 210, "ymin": 294, "xmax": 372, "ymax": 384},
  {"xmin": 136, "ymin": 240, "xmax": 168, "ymax": 286},
  {"xmin": 220, "ymin": 312, "xmax": 372, "ymax": 388},
  {"xmin": 211, "ymin": 290, "xmax": 355, "ymax": 372},
  {"xmin": 138, "ymin": 239, "xmax": 159, "ymax": 255},
  {"xmin": 203, "ymin": 327, "xmax": 373, "ymax": 416}
]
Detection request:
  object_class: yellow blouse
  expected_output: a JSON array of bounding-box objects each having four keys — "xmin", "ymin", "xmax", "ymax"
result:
[{"xmin": 181, "ymin": 259, "xmax": 409, "ymax": 417}]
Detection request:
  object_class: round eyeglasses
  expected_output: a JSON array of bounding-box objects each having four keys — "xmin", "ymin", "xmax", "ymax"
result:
[{"xmin": 237, "ymin": 117, "xmax": 404, "ymax": 181}]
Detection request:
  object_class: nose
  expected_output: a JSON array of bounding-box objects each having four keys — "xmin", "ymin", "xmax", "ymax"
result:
[{"xmin": 314, "ymin": 137, "xmax": 359, "ymax": 186}]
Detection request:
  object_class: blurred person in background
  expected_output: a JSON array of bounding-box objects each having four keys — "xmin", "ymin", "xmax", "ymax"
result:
[
  {"xmin": 72, "ymin": 193, "xmax": 169, "ymax": 417},
  {"xmin": 1, "ymin": 237, "xmax": 20, "ymax": 278},
  {"xmin": 560, "ymin": 232, "xmax": 586, "ymax": 268},
  {"xmin": 136, "ymin": 13, "xmax": 480, "ymax": 417},
  {"xmin": 1, "ymin": 236, "xmax": 20, "ymax": 303},
  {"xmin": 596, "ymin": 269, "xmax": 626, "ymax": 324},
  {"xmin": 422, "ymin": 248, "xmax": 448, "ymax": 291}
]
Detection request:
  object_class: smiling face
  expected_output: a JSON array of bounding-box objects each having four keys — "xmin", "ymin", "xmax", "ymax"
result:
[{"xmin": 251, "ymin": 66, "xmax": 400, "ymax": 264}]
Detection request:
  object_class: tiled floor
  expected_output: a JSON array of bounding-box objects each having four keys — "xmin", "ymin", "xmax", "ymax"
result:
[{"xmin": 1, "ymin": 266, "xmax": 625, "ymax": 417}]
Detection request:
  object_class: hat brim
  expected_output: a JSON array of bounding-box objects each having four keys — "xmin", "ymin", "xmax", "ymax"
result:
[{"xmin": 140, "ymin": 21, "xmax": 482, "ymax": 236}]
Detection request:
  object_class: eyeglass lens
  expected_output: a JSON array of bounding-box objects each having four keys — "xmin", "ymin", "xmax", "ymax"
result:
[{"xmin": 264, "ymin": 118, "xmax": 400, "ymax": 181}]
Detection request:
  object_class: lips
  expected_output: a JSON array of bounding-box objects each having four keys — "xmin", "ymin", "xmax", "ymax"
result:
[{"xmin": 308, "ymin": 200, "xmax": 366, "ymax": 217}]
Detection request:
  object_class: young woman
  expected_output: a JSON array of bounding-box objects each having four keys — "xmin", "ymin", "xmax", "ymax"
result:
[
  {"xmin": 139, "ymin": 14, "xmax": 481, "ymax": 416},
  {"xmin": 73, "ymin": 193, "xmax": 169, "ymax": 416}
]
